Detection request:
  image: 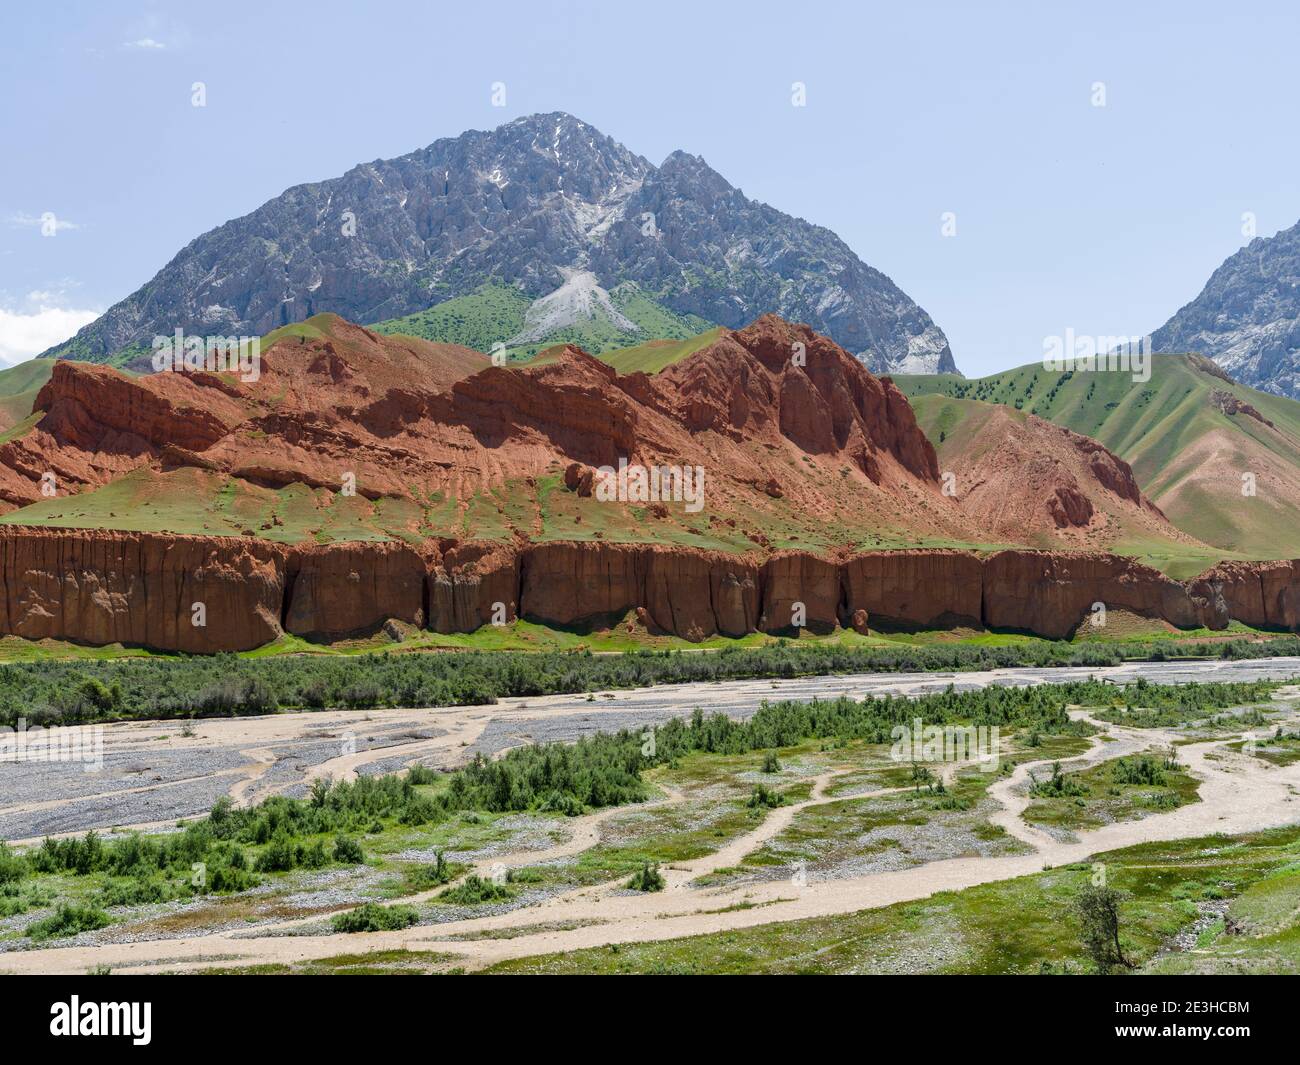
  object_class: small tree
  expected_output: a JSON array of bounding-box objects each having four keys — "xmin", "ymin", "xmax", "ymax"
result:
[
  {"xmin": 627, "ymin": 862, "xmax": 665, "ymax": 892},
  {"xmin": 1074, "ymin": 883, "xmax": 1134, "ymax": 973}
]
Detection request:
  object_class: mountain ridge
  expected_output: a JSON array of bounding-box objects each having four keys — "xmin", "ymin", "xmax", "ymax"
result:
[
  {"xmin": 41, "ymin": 112, "xmax": 958, "ymax": 375},
  {"xmin": 896, "ymin": 353, "xmax": 1300, "ymax": 568},
  {"xmin": 1152, "ymin": 218, "xmax": 1300, "ymax": 397}
]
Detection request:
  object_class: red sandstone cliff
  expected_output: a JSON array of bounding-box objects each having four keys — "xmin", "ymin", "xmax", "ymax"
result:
[
  {"xmin": 0, "ymin": 528, "xmax": 285, "ymax": 652},
  {"xmin": 0, "ymin": 527, "xmax": 1282, "ymax": 653}
]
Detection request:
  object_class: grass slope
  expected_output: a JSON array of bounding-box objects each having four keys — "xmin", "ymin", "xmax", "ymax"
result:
[
  {"xmin": 898, "ymin": 354, "xmax": 1300, "ymax": 560},
  {"xmin": 371, "ymin": 282, "xmax": 713, "ymax": 362},
  {"xmin": 601, "ymin": 327, "xmax": 727, "ymax": 374},
  {"xmin": 0, "ymin": 359, "xmax": 53, "ymax": 432},
  {"xmin": 370, "ymin": 284, "xmax": 532, "ymax": 354}
]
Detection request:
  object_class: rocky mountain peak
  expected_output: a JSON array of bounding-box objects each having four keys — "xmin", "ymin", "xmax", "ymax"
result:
[
  {"xmin": 1152, "ymin": 217, "xmax": 1300, "ymax": 396},
  {"xmin": 43, "ymin": 113, "xmax": 958, "ymax": 376}
]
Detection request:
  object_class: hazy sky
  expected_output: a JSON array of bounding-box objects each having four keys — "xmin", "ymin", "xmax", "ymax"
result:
[{"xmin": 2, "ymin": 0, "xmax": 1298, "ymax": 374}]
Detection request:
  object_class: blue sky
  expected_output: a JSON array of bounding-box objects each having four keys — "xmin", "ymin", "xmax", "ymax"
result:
[{"xmin": 2, "ymin": 0, "xmax": 1298, "ymax": 374}]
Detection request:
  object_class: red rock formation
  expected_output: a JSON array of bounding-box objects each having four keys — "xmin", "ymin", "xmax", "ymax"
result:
[
  {"xmin": 2, "ymin": 527, "xmax": 1296, "ymax": 651},
  {"xmin": 841, "ymin": 550, "xmax": 984, "ymax": 629},
  {"xmin": 759, "ymin": 551, "xmax": 842, "ymax": 633},
  {"xmin": 1201, "ymin": 559, "xmax": 1300, "ymax": 630},
  {"xmin": 1047, "ymin": 485, "xmax": 1094, "ymax": 528},
  {"xmin": 0, "ymin": 313, "xmax": 974, "ymax": 549},
  {"xmin": 284, "ymin": 540, "xmax": 427, "ymax": 639},
  {"xmin": 933, "ymin": 408, "xmax": 1185, "ymax": 549},
  {"xmin": 0, "ymin": 527, "xmax": 285, "ymax": 652},
  {"xmin": 427, "ymin": 540, "xmax": 520, "ymax": 633},
  {"xmin": 982, "ymin": 551, "xmax": 1225, "ymax": 639},
  {"xmin": 1211, "ymin": 389, "xmax": 1275, "ymax": 429}
]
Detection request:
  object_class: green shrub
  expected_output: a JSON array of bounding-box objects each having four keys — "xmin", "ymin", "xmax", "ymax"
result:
[
  {"xmin": 406, "ymin": 852, "xmax": 453, "ymax": 889},
  {"xmin": 1029, "ymin": 762, "xmax": 1086, "ymax": 798},
  {"xmin": 406, "ymin": 765, "xmax": 440, "ymax": 785},
  {"xmin": 28, "ymin": 903, "xmax": 111, "ymax": 941},
  {"xmin": 507, "ymin": 867, "xmax": 544, "ymax": 884},
  {"xmin": 208, "ymin": 864, "xmax": 259, "ymax": 893},
  {"xmin": 1112, "ymin": 755, "xmax": 1168, "ymax": 787},
  {"xmin": 331, "ymin": 903, "xmax": 419, "ymax": 933},
  {"xmin": 255, "ymin": 831, "xmax": 296, "ymax": 872},
  {"xmin": 94, "ymin": 877, "xmax": 171, "ymax": 908},
  {"xmin": 296, "ymin": 838, "xmax": 330, "ymax": 869},
  {"xmin": 333, "ymin": 835, "xmax": 365, "ymax": 864},
  {"xmin": 437, "ymin": 875, "xmax": 515, "ymax": 906},
  {"xmin": 0, "ymin": 843, "xmax": 25, "ymax": 887},
  {"xmin": 627, "ymin": 863, "xmax": 665, "ymax": 892},
  {"xmin": 748, "ymin": 783, "xmax": 786, "ymax": 809}
]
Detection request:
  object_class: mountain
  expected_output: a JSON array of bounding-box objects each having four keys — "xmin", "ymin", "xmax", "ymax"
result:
[
  {"xmin": 0, "ymin": 313, "xmax": 1204, "ymax": 571},
  {"xmin": 909, "ymin": 394, "xmax": 1205, "ymax": 561},
  {"xmin": 40, "ymin": 113, "xmax": 957, "ymax": 375},
  {"xmin": 0, "ymin": 312, "xmax": 1266, "ymax": 652},
  {"xmin": 1152, "ymin": 219, "xmax": 1300, "ymax": 396},
  {"xmin": 3, "ymin": 314, "xmax": 976, "ymax": 553},
  {"xmin": 896, "ymin": 354, "xmax": 1300, "ymax": 571}
]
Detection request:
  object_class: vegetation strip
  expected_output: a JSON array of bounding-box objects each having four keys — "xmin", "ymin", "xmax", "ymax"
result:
[{"xmin": 4, "ymin": 635, "xmax": 1296, "ymax": 727}]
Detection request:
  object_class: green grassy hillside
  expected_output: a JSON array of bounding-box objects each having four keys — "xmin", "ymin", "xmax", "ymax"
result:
[
  {"xmin": 602, "ymin": 327, "xmax": 727, "ymax": 374},
  {"xmin": 372, "ymin": 282, "xmax": 713, "ymax": 362},
  {"xmin": 370, "ymin": 284, "xmax": 532, "ymax": 354},
  {"xmin": 0, "ymin": 359, "xmax": 53, "ymax": 433},
  {"xmin": 898, "ymin": 355, "xmax": 1300, "ymax": 559}
]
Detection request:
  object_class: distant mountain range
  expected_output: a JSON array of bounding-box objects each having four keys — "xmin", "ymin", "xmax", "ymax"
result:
[
  {"xmin": 41, "ymin": 112, "xmax": 958, "ymax": 375},
  {"xmin": 1152, "ymin": 218, "xmax": 1300, "ymax": 397}
]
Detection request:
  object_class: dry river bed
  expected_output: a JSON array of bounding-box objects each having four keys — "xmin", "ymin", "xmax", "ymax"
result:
[{"xmin": 2, "ymin": 656, "xmax": 1300, "ymax": 973}]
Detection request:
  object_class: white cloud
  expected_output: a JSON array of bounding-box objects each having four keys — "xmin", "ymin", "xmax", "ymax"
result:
[
  {"xmin": 0, "ymin": 300, "xmax": 100, "ymax": 365},
  {"xmin": 124, "ymin": 37, "xmax": 166, "ymax": 50},
  {"xmin": 8, "ymin": 212, "xmax": 80, "ymax": 234}
]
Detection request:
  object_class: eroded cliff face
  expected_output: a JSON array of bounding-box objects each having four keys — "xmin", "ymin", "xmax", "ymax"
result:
[
  {"xmin": 0, "ymin": 527, "xmax": 1292, "ymax": 653},
  {"xmin": 1200, "ymin": 560, "xmax": 1300, "ymax": 630},
  {"xmin": 982, "ymin": 551, "xmax": 1227, "ymax": 639},
  {"xmin": 284, "ymin": 541, "xmax": 428, "ymax": 639},
  {"xmin": 0, "ymin": 528, "xmax": 285, "ymax": 652}
]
